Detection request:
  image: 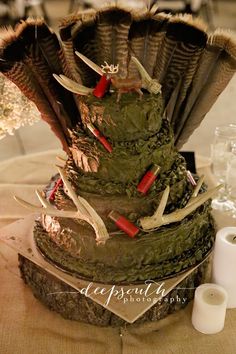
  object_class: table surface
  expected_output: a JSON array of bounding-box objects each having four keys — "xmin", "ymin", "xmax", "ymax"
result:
[{"xmin": 0, "ymin": 150, "xmax": 236, "ymax": 354}]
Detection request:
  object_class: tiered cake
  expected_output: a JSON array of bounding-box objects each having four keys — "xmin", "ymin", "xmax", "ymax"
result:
[
  {"xmin": 20, "ymin": 91, "xmax": 214, "ymax": 325},
  {"xmin": 34, "ymin": 93, "xmax": 215, "ymax": 284},
  {"xmin": 1, "ymin": 4, "xmax": 236, "ymax": 326}
]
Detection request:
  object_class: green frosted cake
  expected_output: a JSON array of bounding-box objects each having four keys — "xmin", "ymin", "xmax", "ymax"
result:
[
  {"xmin": 1, "ymin": 4, "xmax": 236, "ymax": 325},
  {"xmin": 34, "ymin": 92, "xmax": 215, "ymax": 284}
]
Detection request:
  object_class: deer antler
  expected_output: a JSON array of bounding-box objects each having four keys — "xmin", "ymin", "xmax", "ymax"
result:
[
  {"xmin": 75, "ymin": 51, "xmax": 119, "ymax": 76},
  {"xmin": 189, "ymin": 175, "xmax": 205, "ymax": 204},
  {"xmin": 53, "ymin": 74, "xmax": 93, "ymax": 96},
  {"xmin": 139, "ymin": 180, "xmax": 222, "ymax": 231},
  {"xmin": 101, "ymin": 61, "xmax": 119, "ymax": 74},
  {"xmin": 75, "ymin": 51, "xmax": 103, "ymax": 76},
  {"xmin": 131, "ymin": 56, "xmax": 162, "ymax": 95},
  {"xmin": 14, "ymin": 167, "xmax": 110, "ymax": 244},
  {"xmin": 56, "ymin": 155, "xmax": 66, "ymax": 162}
]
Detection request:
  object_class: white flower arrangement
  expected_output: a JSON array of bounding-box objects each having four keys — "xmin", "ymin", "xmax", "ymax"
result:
[{"xmin": 0, "ymin": 74, "xmax": 40, "ymax": 140}]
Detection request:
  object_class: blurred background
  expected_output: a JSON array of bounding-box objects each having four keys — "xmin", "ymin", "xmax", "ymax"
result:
[{"xmin": 0, "ymin": 0, "xmax": 236, "ymax": 161}]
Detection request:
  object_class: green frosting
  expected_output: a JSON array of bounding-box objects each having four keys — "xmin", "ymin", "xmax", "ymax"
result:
[
  {"xmin": 79, "ymin": 92, "xmax": 164, "ymax": 142},
  {"xmin": 70, "ymin": 118, "xmax": 176, "ymax": 184},
  {"xmin": 55, "ymin": 175, "xmax": 191, "ymax": 231},
  {"xmin": 34, "ymin": 91, "xmax": 216, "ymax": 285},
  {"xmin": 66, "ymin": 151, "xmax": 187, "ymax": 198},
  {"xmin": 34, "ymin": 204, "xmax": 215, "ymax": 283}
]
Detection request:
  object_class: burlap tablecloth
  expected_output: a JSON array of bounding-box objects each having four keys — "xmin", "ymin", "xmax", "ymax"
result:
[{"xmin": 0, "ymin": 150, "xmax": 236, "ymax": 354}]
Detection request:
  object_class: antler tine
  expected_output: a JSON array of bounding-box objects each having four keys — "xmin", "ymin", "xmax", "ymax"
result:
[
  {"xmin": 60, "ymin": 75, "xmax": 93, "ymax": 95},
  {"xmin": 78, "ymin": 197, "xmax": 110, "ymax": 244},
  {"xmin": 57, "ymin": 165, "xmax": 89, "ymax": 216},
  {"xmin": 75, "ymin": 51, "xmax": 103, "ymax": 76},
  {"xmin": 56, "ymin": 155, "xmax": 66, "ymax": 162},
  {"xmin": 102, "ymin": 61, "xmax": 109, "ymax": 68},
  {"xmin": 53, "ymin": 74, "xmax": 81, "ymax": 94},
  {"xmin": 111, "ymin": 64, "xmax": 119, "ymax": 74},
  {"xmin": 101, "ymin": 61, "xmax": 110, "ymax": 71},
  {"xmin": 57, "ymin": 165, "xmax": 109, "ymax": 244},
  {"xmin": 131, "ymin": 56, "xmax": 162, "ymax": 94},
  {"xmin": 59, "ymin": 74, "xmax": 93, "ymax": 94},
  {"xmin": 35, "ymin": 190, "xmax": 50, "ymax": 208},
  {"xmin": 140, "ymin": 184, "xmax": 222, "ymax": 231},
  {"xmin": 101, "ymin": 62, "xmax": 119, "ymax": 74},
  {"xmin": 14, "ymin": 195, "xmax": 43, "ymax": 212},
  {"xmin": 189, "ymin": 175, "xmax": 205, "ymax": 202},
  {"xmin": 162, "ymin": 185, "xmax": 222, "ymax": 225},
  {"xmin": 15, "ymin": 182, "xmax": 110, "ymax": 244},
  {"xmin": 53, "ymin": 74, "xmax": 92, "ymax": 95},
  {"xmin": 14, "ymin": 195, "xmax": 78, "ymax": 218},
  {"xmin": 131, "ymin": 56, "xmax": 151, "ymax": 82},
  {"xmin": 152, "ymin": 186, "xmax": 170, "ymax": 223},
  {"xmin": 138, "ymin": 186, "xmax": 169, "ymax": 231}
]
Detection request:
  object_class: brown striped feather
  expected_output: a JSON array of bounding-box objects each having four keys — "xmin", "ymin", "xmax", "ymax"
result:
[
  {"xmin": 176, "ymin": 32, "xmax": 236, "ymax": 148},
  {"xmin": 71, "ymin": 12, "xmax": 98, "ymax": 86},
  {"xmin": 22, "ymin": 18, "xmax": 63, "ymax": 74},
  {"xmin": 173, "ymin": 42, "xmax": 221, "ymax": 142},
  {"xmin": 155, "ymin": 16, "xmax": 207, "ymax": 106},
  {"xmin": 16, "ymin": 21, "xmax": 79, "ymax": 128},
  {"xmin": 1, "ymin": 7, "xmax": 236, "ymax": 152},
  {"xmin": 128, "ymin": 12, "xmax": 170, "ymax": 78},
  {"xmin": 1, "ymin": 60, "xmax": 69, "ymax": 152},
  {"xmin": 170, "ymin": 44, "xmax": 205, "ymax": 130},
  {"xmin": 60, "ymin": 40, "xmax": 83, "ymax": 83}
]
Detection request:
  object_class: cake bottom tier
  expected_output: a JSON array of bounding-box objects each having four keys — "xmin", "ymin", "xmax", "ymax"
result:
[
  {"xmin": 19, "ymin": 255, "xmax": 210, "ymax": 327},
  {"xmin": 34, "ymin": 204, "xmax": 215, "ymax": 284}
]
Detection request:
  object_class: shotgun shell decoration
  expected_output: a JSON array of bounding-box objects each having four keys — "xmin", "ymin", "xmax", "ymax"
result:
[
  {"xmin": 49, "ymin": 178, "xmax": 63, "ymax": 201},
  {"xmin": 187, "ymin": 170, "xmax": 197, "ymax": 186},
  {"xmin": 108, "ymin": 211, "xmax": 139, "ymax": 238},
  {"xmin": 93, "ymin": 75, "xmax": 111, "ymax": 98},
  {"xmin": 137, "ymin": 164, "xmax": 161, "ymax": 194},
  {"xmin": 87, "ymin": 123, "xmax": 113, "ymax": 153}
]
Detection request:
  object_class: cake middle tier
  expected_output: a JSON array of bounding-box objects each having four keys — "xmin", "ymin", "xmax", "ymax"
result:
[{"xmin": 69, "ymin": 118, "xmax": 176, "ymax": 184}]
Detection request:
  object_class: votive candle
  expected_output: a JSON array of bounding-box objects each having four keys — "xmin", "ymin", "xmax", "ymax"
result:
[
  {"xmin": 191, "ymin": 283, "xmax": 228, "ymax": 334},
  {"xmin": 212, "ymin": 227, "xmax": 236, "ymax": 308}
]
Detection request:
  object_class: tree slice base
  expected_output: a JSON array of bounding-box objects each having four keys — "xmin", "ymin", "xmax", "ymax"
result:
[{"xmin": 19, "ymin": 255, "xmax": 210, "ymax": 327}]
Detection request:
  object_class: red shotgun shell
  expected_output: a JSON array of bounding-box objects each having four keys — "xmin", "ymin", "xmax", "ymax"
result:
[
  {"xmin": 137, "ymin": 164, "xmax": 161, "ymax": 194},
  {"xmin": 49, "ymin": 178, "xmax": 63, "ymax": 201},
  {"xmin": 108, "ymin": 211, "xmax": 139, "ymax": 238},
  {"xmin": 87, "ymin": 123, "xmax": 113, "ymax": 153},
  {"xmin": 93, "ymin": 75, "xmax": 111, "ymax": 98}
]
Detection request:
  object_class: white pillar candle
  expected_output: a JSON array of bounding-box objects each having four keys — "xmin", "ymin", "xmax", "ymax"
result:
[
  {"xmin": 212, "ymin": 227, "xmax": 236, "ymax": 308},
  {"xmin": 191, "ymin": 283, "xmax": 228, "ymax": 334}
]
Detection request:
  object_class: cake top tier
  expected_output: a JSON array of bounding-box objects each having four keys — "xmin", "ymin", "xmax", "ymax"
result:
[{"xmin": 77, "ymin": 92, "xmax": 163, "ymax": 142}]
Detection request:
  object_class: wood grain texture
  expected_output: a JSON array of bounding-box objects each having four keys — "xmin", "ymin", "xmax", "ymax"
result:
[{"xmin": 18, "ymin": 254, "xmax": 209, "ymax": 326}]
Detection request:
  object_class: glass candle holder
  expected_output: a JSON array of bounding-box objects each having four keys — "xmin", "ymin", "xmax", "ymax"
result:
[
  {"xmin": 211, "ymin": 124, "xmax": 236, "ymax": 212},
  {"xmin": 226, "ymin": 155, "xmax": 236, "ymax": 218}
]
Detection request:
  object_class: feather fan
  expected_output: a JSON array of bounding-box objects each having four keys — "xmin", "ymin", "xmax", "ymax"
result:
[
  {"xmin": 0, "ymin": 5, "xmax": 236, "ymax": 151},
  {"xmin": 176, "ymin": 30, "xmax": 236, "ymax": 148}
]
